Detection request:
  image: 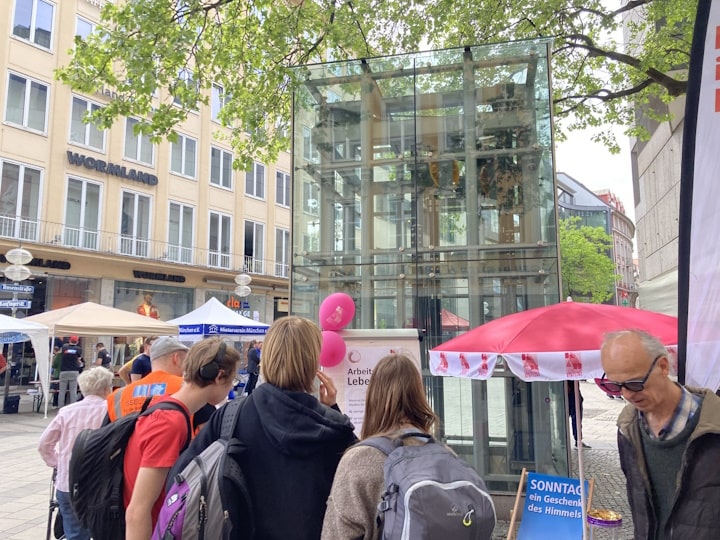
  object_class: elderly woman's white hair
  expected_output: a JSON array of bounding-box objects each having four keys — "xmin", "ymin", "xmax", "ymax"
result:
[{"xmin": 78, "ymin": 366, "xmax": 114, "ymax": 397}]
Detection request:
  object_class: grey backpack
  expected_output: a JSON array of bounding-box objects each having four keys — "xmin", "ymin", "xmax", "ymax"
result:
[{"xmin": 361, "ymin": 432, "xmax": 496, "ymax": 540}]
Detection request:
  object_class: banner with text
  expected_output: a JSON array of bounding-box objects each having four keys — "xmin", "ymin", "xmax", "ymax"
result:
[{"xmin": 517, "ymin": 472, "xmax": 588, "ymax": 540}]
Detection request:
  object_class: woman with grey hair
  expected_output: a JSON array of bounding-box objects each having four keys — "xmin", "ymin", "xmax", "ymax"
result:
[{"xmin": 39, "ymin": 367, "xmax": 114, "ymax": 540}]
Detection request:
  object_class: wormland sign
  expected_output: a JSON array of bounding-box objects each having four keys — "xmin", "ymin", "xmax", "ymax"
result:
[{"xmin": 67, "ymin": 151, "xmax": 159, "ymax": 186}]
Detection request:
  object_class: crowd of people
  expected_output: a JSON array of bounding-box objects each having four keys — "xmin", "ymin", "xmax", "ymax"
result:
[{"xmin": 33, "ymin": 319, "xmax": 720, "ymax": 540}]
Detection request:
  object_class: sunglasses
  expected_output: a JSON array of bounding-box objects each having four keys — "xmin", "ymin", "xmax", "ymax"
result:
[{"xmin": 599, "ymin": 354, "xmax": 663, "ymax": 393}]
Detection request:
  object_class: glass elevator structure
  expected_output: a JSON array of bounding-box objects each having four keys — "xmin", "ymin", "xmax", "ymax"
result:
[{"xmin": 291, "ymin": 40, "xmax": 568, "ymax": 494}]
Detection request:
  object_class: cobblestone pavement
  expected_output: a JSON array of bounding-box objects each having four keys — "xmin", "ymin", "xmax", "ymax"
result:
[{"xmin": 0, "ymin": 381, "xmax": 633, "ymax": 539}]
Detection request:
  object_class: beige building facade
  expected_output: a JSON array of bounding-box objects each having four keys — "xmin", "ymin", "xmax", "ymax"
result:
[{"xmin": 0, "ymin": 0, "xmax": 290, "ymax": 340}]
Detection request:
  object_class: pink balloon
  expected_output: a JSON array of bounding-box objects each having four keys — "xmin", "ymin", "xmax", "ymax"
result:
[
  {"xmin": 319, "ymin": 293, "xmax": 356, "ymax": 331},
  {"xmin": 320, "ymin": 331, "xmax": 346, "ymax": 368}
]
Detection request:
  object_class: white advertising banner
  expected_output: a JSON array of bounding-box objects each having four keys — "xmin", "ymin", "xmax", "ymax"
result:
[
  {"xmin": 680, "ymin": 0, "xmax": 720, "ymax": 390},
  {"xmin": 322, "ymin": 329, "xmax": 421, "ymax": 436}
]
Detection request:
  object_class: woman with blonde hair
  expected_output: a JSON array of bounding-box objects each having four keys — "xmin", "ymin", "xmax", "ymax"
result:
[
  {"xmin": 174, "ymin": 316, "xmax": 356, "ymax": 540},
  {"xmin": 321, "ymin": 353, "xmax": 438, "ymax": 540}
]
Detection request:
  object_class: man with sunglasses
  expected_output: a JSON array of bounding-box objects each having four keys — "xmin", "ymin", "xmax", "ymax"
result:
[{"xmin": 600, "ymin": 329, "xmax": 720, "ymax": 540}]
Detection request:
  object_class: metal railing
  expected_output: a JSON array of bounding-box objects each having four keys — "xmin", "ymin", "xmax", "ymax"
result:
[{"xmin": 0, "ymin": 215, "xmax": 290, "ymax": 280}]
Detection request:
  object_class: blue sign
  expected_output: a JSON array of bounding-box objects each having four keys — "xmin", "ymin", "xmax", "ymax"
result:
[
  {"xmin": 178, "ymin": 324, "xmax": 267, "ymax": 336},
  {"xmin": 0, "ymin": 283, "xmax": 34, "ymax": 293},
  {"xmin": 517, "ymin": 472, "xmax": 588, "ymax": 540},
  {"xmin": 0, "ymin": 299, "xmax": 31, "ymax": 309}
]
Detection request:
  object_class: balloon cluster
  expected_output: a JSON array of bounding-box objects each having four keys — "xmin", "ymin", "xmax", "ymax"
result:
[{"xmin": 319, "ymin": 293, "xmax": 355, "ymax": 367}]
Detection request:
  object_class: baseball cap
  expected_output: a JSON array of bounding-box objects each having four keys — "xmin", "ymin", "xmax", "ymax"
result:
[
  {"xmin": 69, "ymin": 335, "xmax": 79, "ymax": 344},
  {"xmin": 150, "ymin": 336, "xmax": 189, "ymax": 360}
]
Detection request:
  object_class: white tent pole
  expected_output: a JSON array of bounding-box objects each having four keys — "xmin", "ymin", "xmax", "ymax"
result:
[
  {"xmin": 575, "ymin": 379, "xmax": 588, "ymax": 540},
  {"xmin": 45, "ymin": 332, "xmax": 54, "ymax": 418}
]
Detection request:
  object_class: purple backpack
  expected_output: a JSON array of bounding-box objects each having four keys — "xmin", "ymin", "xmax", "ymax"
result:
[{"xmin": 153, "ymin": 398, "xmax": 254, "ymax": 540}]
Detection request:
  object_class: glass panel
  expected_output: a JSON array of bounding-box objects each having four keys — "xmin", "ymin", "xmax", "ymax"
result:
[
  {"xmin": 66, "ymin": 179, "xmax": 82, "ymax": 231},
  {"xmin": 171, "ymin": 140, "xmax": 182, "ymax": 173},
  {"xmin": 139, "ymin": 133, "xmax": 153, "ymax": 164},
  {"xmin": 20, "ymin": 166, "xmax": 40, "ymax": 219},
  {"xmin": 12, "ymin": 0, "xmax": 32, "ymax": 40},
  {"xmin": 184, "ymin": 138, "xmax": 196, "ymax": 177},
  {"xmin": 27, "ymin": 80, "xmax": 47, "ymax": 131},
  {"xmin": 34, "ymin": 0, "xmax": 54, "ymax": 48},
  {"xmin": 209, "ymin": 213, "xmax": 219, "ymax": 251},
  {"xmin": 125, "ymin": 119, "xmax": 138, "ymax": 160},
  {"xmin": 6, "ymin": 74, "xmax": 25, "ymax": 125},
  {"xmin": 83, "ymin": 182, "xmax": 100, "ymax": 249},
  {"xmin": 210, "ymin": 147, "xmax": 221, "ymax": 184},
  {"xmin": 76, "ymin": 17, "xmax": 92, "ymax": 40},
  {"xmin": 0, "ymin": 162, "xmax": 20, "ymax": 217},
  {"xmin": 121, "ymin": 192, "xmax": 134, "ymax": 236},
  {"xmin": 181, "ymin": 206, "xmax": 193, "ymax": 246},
  {"xmin": 168, "ymin": 203, "xmax": 180, "ymax": 245},
  {"xmin": 88, "ymin": 103, "xmax": 104, "ymax": 149},
  {"xmin": 221, "ymin": 151, "xmax": 231, "ymax": 188},
  {"xmin": 70, "ymin": 97, "xmax": 86, "ymax": 144},
  {"xmin": 211, "ymin": 84, "xmax": 222, "ymax": 121}
]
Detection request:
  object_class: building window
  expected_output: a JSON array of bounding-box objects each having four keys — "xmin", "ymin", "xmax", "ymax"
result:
[
  {"xmin": 244, "ymin": 220, "xmax": 265, "ymax": 273},
  {"xmin": 64, "ymin": 177, "xmax": 100, "ymax": 250},
  {"xmin": 75, "ymin": 15, "xmax": 94, "ymax": 40},
  {"xmin": 275, "ymin": 228, "xmax": 290, "ymax": 277},
  {"xmin": 210, "ymin": 83, "xmax": 228, "ymax": 123},
  {"xmin": 245, "ymin": 162, "xmax": 265, "ymax": 199},
  {"xmin": 5, "ymin": 72, "xmax": 49, "ymax": 132},
  {"xmin": 303, "ymin": 181, "xmax": 319, "ymax": 215},
  {"xmin": 208, "ymin": 211, "xmax": 231, "ymax": 268},
  {"xmin": 302, "ymin": 125, "xmax": 319, "ymax": 163},
  {"xmin": 0, "ymin": 160, "xmax": 41, "ymax": 241},
  {"xmin": 124, "ymin": 118, "xmax": 154, "ymax": 165},
  {"xmin": 168, "ymin": 202, "xmax": 194, "ymax": 263},
  {"xmin": 69, "ymin": 96, "xmax": 105, "ymax": 150},
  {"xmin": 210, "ymin": 147, "xmax": 232, "ymax": 189},
  {"xmin": 120, "ymin": 191, "xmax": 151, "ymax": 257},
  {"xmin": 173, "ymin": 68, "xmax": 196, "ymax": 107},
  {"xmin": 276, "ymin": 170, "xmax": 290, "ymax": 207},
  {"xmin": 12, "ymin": 0, "xmax": 54, "ymax": 50},
  {"xmin": 170, "ymin": 134, "xmax": 197, "ymax": 178}
]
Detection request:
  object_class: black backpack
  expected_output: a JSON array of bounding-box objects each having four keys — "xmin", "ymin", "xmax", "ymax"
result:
[{"xmin": 69, "ymin": 398, "xmax": 192, "ymax": 540}]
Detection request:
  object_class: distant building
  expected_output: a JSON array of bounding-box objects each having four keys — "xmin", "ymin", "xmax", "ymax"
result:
[{"xmin": 557, "ymin": 173, "xmax": 637, "ymax": 305}]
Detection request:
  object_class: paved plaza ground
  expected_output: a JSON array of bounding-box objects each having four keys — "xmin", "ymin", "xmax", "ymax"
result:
[{"xmin": 0, "ymin": 380, "xmax": 632, "ymax": 539}]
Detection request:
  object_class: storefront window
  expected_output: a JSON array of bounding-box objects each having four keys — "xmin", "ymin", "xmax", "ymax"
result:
[{"xmin": 114, "ymin": 281, "xmax": 193, "ymax": 322}]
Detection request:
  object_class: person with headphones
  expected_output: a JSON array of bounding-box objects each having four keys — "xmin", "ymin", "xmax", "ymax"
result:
[{"xmin": 123, "ymin": 337, "xmax": 240, "ymax": 540}]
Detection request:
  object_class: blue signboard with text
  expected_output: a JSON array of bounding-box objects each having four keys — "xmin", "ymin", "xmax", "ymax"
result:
[{"xmin": 517, "ymin": 472, "xmax": 588, "ymax": 539}]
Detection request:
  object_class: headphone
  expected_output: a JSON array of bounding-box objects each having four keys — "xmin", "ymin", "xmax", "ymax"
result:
[{"xmin": 199, "ymin": 341, "xmax": 226, "ymax": 381}]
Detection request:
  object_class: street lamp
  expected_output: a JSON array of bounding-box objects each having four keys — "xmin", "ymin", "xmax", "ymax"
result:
[
  {"xmin": 234, "ymin": 273, "xmax": 252, "ymax": 297},
  {"xmin": 2, "ymin": 246, "xmax": 32, "ymax": 410},
  {"xmin": 4, "ymin": 247, "xmax": 32, "ymax": 282}
]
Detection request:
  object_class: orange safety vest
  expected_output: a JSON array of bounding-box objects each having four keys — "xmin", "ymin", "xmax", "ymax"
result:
[{"xmin": 107, "ymin": 370, "xmax": 183, "ymax": 422}]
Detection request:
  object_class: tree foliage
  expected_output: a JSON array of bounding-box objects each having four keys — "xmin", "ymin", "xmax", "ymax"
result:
[
  {"xmin": 57, "ymin": 0, "xmax": 697, "ymax": 166},
  {"xmin": 558, "ymin": 217, "xmax": 619, "ymax": 303}
]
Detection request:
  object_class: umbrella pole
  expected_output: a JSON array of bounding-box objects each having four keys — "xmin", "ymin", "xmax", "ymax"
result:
[{"xmin": 575, "ymin": 379, "xmax": 588, "ymax": 540}]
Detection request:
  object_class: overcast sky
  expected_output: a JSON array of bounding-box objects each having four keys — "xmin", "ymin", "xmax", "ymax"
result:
[{"xmin": 555, "ymin": 125, "xmax": 636, "ymax": 224}]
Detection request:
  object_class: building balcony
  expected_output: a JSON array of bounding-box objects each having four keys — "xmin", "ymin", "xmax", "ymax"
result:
[{"xmin": 0, "ymin": 215, "xmax": 290, "ymax": 281}]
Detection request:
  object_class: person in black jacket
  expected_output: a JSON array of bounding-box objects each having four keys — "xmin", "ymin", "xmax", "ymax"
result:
[
  {"xmin": 172, "ymin": 316, "xmax": 356, "ymax": 540},
  {"xmin": 245, "ymin": 340, "xmax": 260, "ymax": 394}
]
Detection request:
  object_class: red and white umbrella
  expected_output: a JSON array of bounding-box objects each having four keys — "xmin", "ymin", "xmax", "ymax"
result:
[
  {"xmin": 430, "ymin": 301, "xmax": 678, "ymax": 380},
  {"xmin": 430, "ymin": 300, "xmax": 678, "ymax": 539}
]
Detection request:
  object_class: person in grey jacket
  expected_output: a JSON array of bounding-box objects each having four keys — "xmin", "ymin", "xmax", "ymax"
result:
[{"xmin": 600, "ymin": 329, "xmax": 720, "ymax": 539}]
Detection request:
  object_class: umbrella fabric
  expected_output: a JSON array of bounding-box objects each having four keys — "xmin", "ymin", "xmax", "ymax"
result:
[
  {"xmin": 430, "ymin": 302, "xmax": 678, "ymax": 381},
  {"xmin": 440, "ymin": 308, "xmax": 470, "ymax": 330}
]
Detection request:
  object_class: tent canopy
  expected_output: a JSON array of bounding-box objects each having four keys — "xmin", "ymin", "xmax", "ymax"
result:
[
  {"xmin": 0, "ymin": 314, "xmax": 50, "ymax": 417},
  {"xmin": 168, "ymin": 297, "xmax": 269, "ymax": 340},
  {"xmin": 440, "ymin": 308, "xmax": 470, "ymax": 330},
  {"xmin": 25, "ymin": 302, "xmax": 178, "ymax": 336}
]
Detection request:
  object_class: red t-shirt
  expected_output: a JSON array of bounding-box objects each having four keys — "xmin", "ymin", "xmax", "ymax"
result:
[{"xmin": 122, "ymin": 395, "xmax": 190, "ymax": 527}]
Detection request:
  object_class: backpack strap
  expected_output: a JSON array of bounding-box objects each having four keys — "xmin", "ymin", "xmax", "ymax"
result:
[
  {"xmin": 220, "ymin": 396, "xmax": 247, "ymax": 441},
  {"xmin": 360, "ymin": 431, "xmax": 433, "ymax": 455},
  {"xmin": 143, "ymin": 400, "xmax": 194, "ymax": 451}
]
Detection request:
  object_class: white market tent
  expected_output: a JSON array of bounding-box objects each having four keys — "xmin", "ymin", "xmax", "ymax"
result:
[
  {"xmin": 0, "ymin": 314, "xmax": 50, "ymax": 417},
  {"xmin": 168, "ymin": 297, "xmax": 269, "ymax": 342},
  {"xmin": 25, "ymin": 302, "xmax": 179, "ymax": 336},
  {"xmin": 25, "ymin": 302, "xmax": 178, "ymax": 417}
]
